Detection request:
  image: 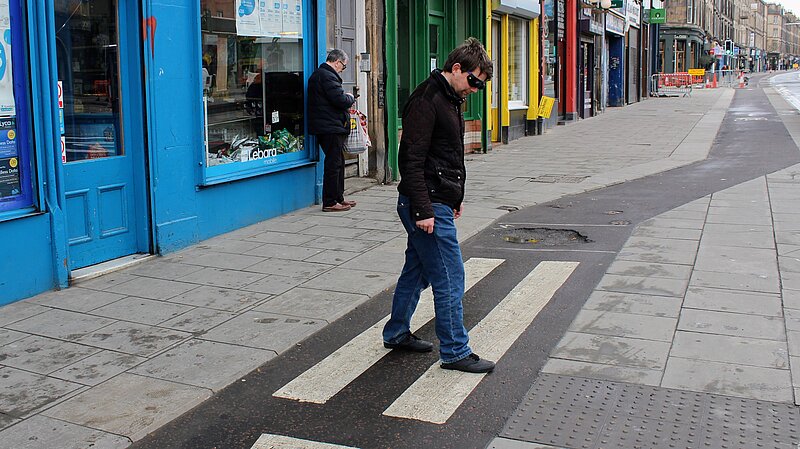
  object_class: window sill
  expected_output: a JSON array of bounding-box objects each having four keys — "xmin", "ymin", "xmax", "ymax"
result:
[
  {"xmin": 508, "ymin": 102, "xmax": 530, "ymax": 111},
  {"xmin": 200, "ymin": 158, "xmax": 318, "ymax": 188},
  {"xmin": 0, "ymin": 207, "xmax": 42, "ymax": 223}
]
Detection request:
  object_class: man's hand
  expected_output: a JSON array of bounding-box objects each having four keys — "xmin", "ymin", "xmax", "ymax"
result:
[
  {"xmin": 416, "ymin": 218, "xmax": 434, "ymax": 234},
  {"xmin": 454, "ymin": 204, "xmax": 464, "ymax": 219}
]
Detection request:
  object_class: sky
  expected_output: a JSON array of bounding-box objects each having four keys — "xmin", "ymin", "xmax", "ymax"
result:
[{"xmin": 770, "ymin": 0, "xmax": 800, "ymax": 17}]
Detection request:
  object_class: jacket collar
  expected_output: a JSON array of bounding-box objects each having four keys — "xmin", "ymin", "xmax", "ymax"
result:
[
  {"xmin": 431, "ymin": 69, "xmax": 465, "ymax": 106},
  {"xmin": 319, "ymin": 62, "xmax": 342, "ymax": 82}
]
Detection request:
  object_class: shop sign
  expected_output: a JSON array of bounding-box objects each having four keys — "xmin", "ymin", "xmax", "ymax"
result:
[
  {"xmin": 606, "ymin": 14, "xmax": 625, "ymax": 35},
  {"xmin": 0, "ymin": 117, "xmax": 19, "ymax": 198},
  {"xmin": 626, "ymin": 0, "xmax": 641, "ymax": 27},
  {"xmin": 537, "ymin": 96, "xmax": 556, "ymax": 118},
  {"xmin": 649, "ymin": 8, "xmax": 665, "ymax": 23},
  {"xmin": 235, "ymin": 0, "xmax": 303, "ymax": 38},
  {"xmin": 0, "ymin": 0, "xmax": 15, "ymax": 116},
  {"xmin": 557, "ymin": 0, "xmax": 565, "ymax": 33}
]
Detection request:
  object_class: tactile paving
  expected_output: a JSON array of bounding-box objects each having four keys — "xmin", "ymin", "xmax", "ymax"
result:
[{"xmin": 498, "ymin": 373, "xmax": 800, "ymax": 449}]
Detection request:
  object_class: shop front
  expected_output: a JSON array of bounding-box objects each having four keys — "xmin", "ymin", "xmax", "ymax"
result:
[
  {"xmin": 1, "ymin": 0, "xmax": 327, "ymax": 305},
  {"xmin": 578, "ymin": 6, "xmax": 604, "ymax": 118},
  {"xmin": 541, "ymin": 0, "xmax": 560, "ymax": 130},
  {"xmin": 625, "ymin": 0, "xmax": 640, "ymax": 104},
  {"xmin": 605, "ymin": 11, "xmax": 625, "ymax": 107}
]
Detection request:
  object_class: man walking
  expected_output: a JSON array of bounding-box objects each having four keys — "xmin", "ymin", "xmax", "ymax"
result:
[
  {"xmin": 382, "ymin": 38, "xmax": 495, "ymax": 373},
  {"xmin": 308, "ymin": 49, "xmax": 357, "ymax": 212}
]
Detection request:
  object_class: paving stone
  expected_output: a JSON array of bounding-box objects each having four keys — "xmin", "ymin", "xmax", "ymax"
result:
[
  {"xmin": 253, "ymin": 287, "xmax": 369, "ymax": 321},
  {"xmin": 174, "ymin": 251, "xmax": 265, "ymax": 271},
  {"xmin": 657, "ymin": 208, "xmax": 709, "ymax": 220},
  {"xmin": 245, "ymin": 242, "xmax": 325, "ymax": 260},
  {"xmin": 373, "ymin": 236, "xmax": 410, "ymax": 254},
  {"xmin": 786, "ymin": 308, "xmax": 800, "ymax": 332},
  {"xmin": 568, "ymin": 310, "xmax": 678, "ymax": 341},
  {"xmin": 49, "ymin": 351, "xmax": 146, "ymax": 386},
  {"xmin": 786, "ymin": 289, "xmax": 800, "ymax": 310},
  {"xmin": 694, "ymin": 245, "xmax": 779, "ymax": 277},
  {"xmin": 42, "ymin": 373, "xmax": 211, "ymax": 441},
  {"xmin": 303, "ymin": 249, "xmax": 361, "ymax": 265},
  {"xmin": 581, "ymin": 291, "xmax": 683, "ymax": 317},
  {"xmin": 780, "ymin": 255, "xmax": 800, "ymax": 273},
  {"xmin": 776, "ymin": 230, "xmax": 800, "ymax": 246},
  {"xmin": 6, "ymin": 309, "xmax": 116, "ymax": 341},
  {"xmin": 0, "ymin": 413, "xmax": 17, "ymax": 431},
  {"xmin": 165, "ymin": 285, "xmax": 268, "ymax": 312},
  {"xmin": 0, "ymin": 335, "xmax": 100, "ymax": 375},
  {"xmin": 76, "ymin": 272, "xmax": 138, "ymax": 291},
  {"xmin": 0, "ymin": 415, "xmax": 130, "ymax": 449},
  {"xmin": 637, "ymin": 217, "xmax": 706, "ymax": 230},
  {"xmin": 245, "ymin": 258, "xmax": 334, "ymax": 279},
  {"xmin": 121, "ymin": 260, "xmax": 205, "ymax": 280},
  {"xmin": 699, "ymin": 223, "xmax": 776, "ymax": 249},
  {"xmin": 662, "ymin": 357, "xmax": 793, "ymax": 403},
  {"xmin": 157, "ymin": 308, "xmax": 236, "ymax": 334},
  {"xmin": 355, "ymin": 230, "xmax": 404, "ymax": 242},
  {"xmin": 177, "ymin": 267, "xmax": 266, "ymax": 289},
  {"xmin": 90, "ymin": 297, "xmax": 195, "ymax": 325},
  {"xmin": 595, "ymin": 273, "xmax": 688, "ymax": 297},
  {"xmin": 351, "ymin": 219, "xmax": 405, "ymax": 232},
  {"xmin": 300, "ymin": 267, "xmax": 397, "ymax": 297},
  {"xmin": 616, "ymin": 236, "xmax": 699, "ymax": 265},
  {"xmin": 131, "ymin": 339, "xmax": 274, "ymax": 391},
  {"xmin": 487, "ymin": 438, "xmax": 562, "ymax": 449},
  {"xmin": 630, "ymin": 226, "xmax": 703, "ymax": 240},
  {"xmin": 245, "ymin": 231, "xmax": 317, "ymax": 246},
  {"xmin": 689, "ymin": 269, "xmax": 780, "ymax": 293},
  {"xmin": 105, "ymin": 277, "xmax": 197, "ymax": 301},
  {"xmin": 302, "ymin": 236, "xmax": 380, "ymax": 252},
  {"xmin": 300, "ymin": 225, "xmax": 371, "ymax": 239},
  {"xmin": 550, "ymin": 331, "xmax": 671, "ymax": 369},
  {"xmin": 27, "ymin": 287, "xmax": 126, "ymax": 313},
  {"xmin": 671, "ymin": 331, "xmax": 789, "ymax": 369},
  {"xmin": 678, "ymin": 309, "xmax": 786, "ymax": 340},
  {"xmin": 0, "ymin": 302, "xmax": 50, "ymax": 327},
  {"xmin": 0, "ymin": 328, "xmax": 27, "ymax": 346},
  {"xmin": 339, "ymin": 250, "xmax": 405, "ymax": 274},
  {"xmin": 75, "ymin": 321, "xmax": 191, "ymax": 357},
  {"xmin": 605, "ymin": 260, "xmax": 693, "ymax": 280},
  {"xmin": 200, "ymin": 311, "xmax": 325, "ymax": 353},
  {"xmin": 189, "ymin": 237, "xmax": 266, "ymax": 254},
  {"xmin": 782, "ymin": 271, "xmax": 800, "ymax": 291},
  {"xmin": 241, "ymin": 275, "xmax": 304, "ymax": 295},
  {"xmin": 541, "ymin": 358, "xmax": 662, "ymax": 386},
  {"xmin": 683, "ymin": 286, "xmax": 783, "ymax": 316},
  {"xmin": 0, "ymin": 366, "xmax": 82, "ymax": 417}
]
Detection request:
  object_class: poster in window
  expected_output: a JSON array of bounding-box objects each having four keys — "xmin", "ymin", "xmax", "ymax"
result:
[
  {"xmin": 0, "ymin": 117, "xmax": 19, "ymax": 198},
  {"xmin": 236, "ymin": 0, "xmax": 263, "ymax": 36},
  {"xmin": 0, "ymin": 0, "xmax": 15, "ymax": 116}
]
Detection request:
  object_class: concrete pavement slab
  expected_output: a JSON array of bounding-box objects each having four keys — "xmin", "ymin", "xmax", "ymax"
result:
[
  {"xmin": 253, "ymin": 287, "xmax": 369, "ymax": 321},
  {"xmin": 157, "ymin": 307, "xmax": 237, "ymax": 334},
  {"xmin": 595, "ymin": 273, "xmax": 689, "ymax": 297},
  {"xmin": 699, "ymin": 223, "xmax": 776, "ymax": 249},
  {"xmin": 694, "ymin": 245, "xmax": 779, "ymax": 276},
  {"xmin": 49, "ymin": 351, "xmax": 146, "ymax": 386},
  {"xmin": 781, "ymin": 270, "xmax": 800, "ymax": 290},
  {"xmin": 605, "ymin": 260, "xmax": 693, "ymax": 280},
  {"xmin": 200, "ymin": 311, "xmax": 324, "ymax": 353},
  {"xmin": 301, "ymin": 224, "xmax": 372, "ymax": 238},
  {"xmin": 786, "ymin": 308, "xmax": 800, "ymax": 332},
  {"xmin": 42, "ymin": 373, "xmax": 211, "ymax": 442},
  {"xmin": 786, "ymin": 289, "xmax": 800, "ymax": 309},
  {"xmin": 789, "ymin": 331, "xmax": 800, "ymax": 355},
  {"xmin": 581, "ymin": 291, "xmax": 683, "ymax": 317},
  {"xmin": 541, "ymin": 358, "xmax": 663, "ymax": 386},
  {"xmin": 0, "ymin": 366, "xmax": 83, "ymax": 417},
  {"xmin": 550, "ymin": 332, "xmax": 670, "ymax": 370},
  {"xmin": 74, "ymin": 321, "xmax": 191, "ymax": 357},
  {"xmin": 0, "ymin": 413, "xmax": 18, "ymax": 432},
  {"xmin": 300, "ymin": 267, "xmax": 396, "ymax": 297},
  {"xmin": 689, "ymin": 269, "xmax": 781, "ymax": 293},
  {"xmin": 245, "ymin": 258, "xmax": 334, "ymax": 279},
  {"xmin": 303, "ymin": 249, "xmax": 362, "ymax": 265},
  {"xmin": 373, "ymin": 236, "xmax": 410, "ymax": 254},
  {"xmin": 245, "ymin": 242, "xmax": 326, "ymax": 260},
  {"xmin": 637, "ymin": 217, "xmax": 706, "ymax": 230},
  {"xmin": 616, "ymin": 236, "xmax": 700, "ymax": 265},
  {"xmin": 567, "ymin": 310, "xmax": 677, "ymax": 341},
  {"xmin": 177, "ymin": 267, "xmax": 266, "ymax": 289},
  {"xmin": 339, "ymin": 250, "xmax": 405, "ymax": 274},
  {"xmin": 0, "ymin": 302, "xmax": 50, "ymax": 327},
  {"xmin": 6, "ymin": 309, "xmax": 116, "ymax": 341},
  {"xmin": 27, "ymin": 287, "xmax": 127, "ymax": 313},
  {"xmin": 677, "ymin": 309, "xmax": 786, "ymax": 340},
  {"xmin": 0, "ymin": 335, "xmax": 100, "ymax": 375},
  {"xmin": 75, "ymin": 272, "xmax": 138, "ymax": 290},
  {"xmin": 90, "ymin": 297, "xmax": 194, "ymax": 326},
  {"xmin": 104, "ymin": 277, "xmax": 197, "ymax": 301},
  {"xmin": 654, "ymin": 208, "xmax": 710, "ymax": 221},
  {"xmin": 779, "ymin": 255, "xmax": 800, "ymax": 273},
  {"xmin": 118, "ymin": 260, "xmax": 204, "ymax": 281},
  {"xmin": 630, "ymin": 225, "xmax": 703, "ymax": 240},
  {"xmin": 0, "ymin": 328, "xmax": 28, "ymax": 346},
  {"xmin": 130, "ymin": 339, "xmax": 274, "ymax": 391},
  {"xmin": 190, "ymin": 236, "xmax": 267, "ymax": 254},
  {"xmin": 0, "ymin": 415, "xmax": 130, "ymax": 449},
  {"xmin": 173, "ymin": 251, "xmax": 266, "ymax": 271},
  {"xmin": 302, "ymin": 236, "xmax": 381, "ymax": 252},
  {"xmin": 778, "ymin": 243, "xmax": 800, "ymax": 256},
  {"xmin": 661, "ymin": 357, "xmax": 793, "ymax": 403},
  {"xmin": 164, "ymin": 285, "xmax": 268, "ymax": 312},
  {"xmin": 487, "ymin": 438, "xmax": 563, "ymax": 449},
  {"xmin": 244, "ymin": 231, "xmax": 318, "ymax": 245},
  {"xmin": 670, "ymin": 331, "xmax": 789, "ymax": 369},
  {"xmin": 240, "ymin": 274, "xmax": 304, "ymax": 295},
  {"xmin": 683, "ymin": 286, "xmax": 783, "ymax": 316},
  {"xmin": 705, "ymin": 211, "xmax": 774, "ymax": 226}
]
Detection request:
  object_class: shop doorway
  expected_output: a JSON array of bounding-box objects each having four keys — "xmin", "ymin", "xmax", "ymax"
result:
[
  {"xmin": 490, "ymin": 17, "xmax": 501, "ymax": 142},
  {"xmin": 579, "ymin": 40, "xmax": 594, "ymax": 118},
  {"xmin": 335, "ymin": 0, "xmax": 367, "ymax": 177},
  {"xmin": 55, "ymin": 0, "xmax": 150, "ymax": 270}
]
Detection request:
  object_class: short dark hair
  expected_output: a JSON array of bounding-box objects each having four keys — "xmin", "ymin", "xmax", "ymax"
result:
[
  {"xmin": 443, "ymin": 37, "xmax": 493, "ymax": 81},
  {"xmin": 326, "ymin": 49, "xmax": 348, "ymax": 63}
]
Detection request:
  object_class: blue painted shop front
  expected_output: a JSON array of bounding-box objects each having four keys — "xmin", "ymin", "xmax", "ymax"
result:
[{"xmin": 0, "ymin": 0, "xmax": 327, "ymax": 306}]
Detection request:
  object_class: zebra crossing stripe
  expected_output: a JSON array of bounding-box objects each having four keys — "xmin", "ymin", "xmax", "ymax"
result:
[
  {"xmin": 272, "ymin": 258, "xmax": 505, "ymax": 404},
  {"xmin": 383, "ymin": 261, "xmax": 579, "ymax": 424},
  {"xmin": 251, "ymin": 433, "xmax": 359, "ymax": 449}
]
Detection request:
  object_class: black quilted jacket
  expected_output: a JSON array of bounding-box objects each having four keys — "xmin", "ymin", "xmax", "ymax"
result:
[
  {"xmin": 308, "ymin": 63, "xmax": 354, "ymax": 135},
  {"xmin": 397, "ymin": 70, "xmax": 466, "ymax": 221}
]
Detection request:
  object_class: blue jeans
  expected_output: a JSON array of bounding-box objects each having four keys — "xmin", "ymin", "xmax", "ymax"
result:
[{"xmin": 382, "ymin": 194, "xmax": 472, "ymax": 363}]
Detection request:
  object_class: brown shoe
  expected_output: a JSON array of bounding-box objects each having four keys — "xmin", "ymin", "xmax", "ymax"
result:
[
  {"xmin": 322, "ymin": 203, "xmax": 351, "ymax": 212},
  {"xmin": 342, "ymin": 200, "xmax": 357, "ymax": 207}
]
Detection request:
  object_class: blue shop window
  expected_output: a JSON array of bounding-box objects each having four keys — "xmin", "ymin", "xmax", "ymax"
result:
[
  {"xmin": 0, "ymin": 0, "xmax": 37, "ymax": 217},
  {"xmin": 199, "ymin": 0, "xmax": 314, "ymax": 185}
]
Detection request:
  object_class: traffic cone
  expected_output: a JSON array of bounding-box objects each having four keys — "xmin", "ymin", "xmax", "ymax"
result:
[
  {"xmin": 737, "ymin": 72, "xmax": 745, "ymax": 88},
  {"xmin": 712, "ymin": 73, "xmax": 718, "ymax": 88}
]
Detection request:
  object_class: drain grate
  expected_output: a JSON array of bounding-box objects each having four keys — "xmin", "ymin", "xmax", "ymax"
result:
[
  {"xmin": 503, "ymin": 227, "xmax": 591, "ymax": 245},
  {"xmin": 527, "ymin": 174, "xmax": 589, "ymax": 184}
]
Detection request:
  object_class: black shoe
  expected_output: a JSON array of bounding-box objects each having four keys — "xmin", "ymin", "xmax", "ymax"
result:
[
  {"xmin": 441, "ymin": 353, "xmax": 495, "ymax": 373},
  {"xmin": 384, "ymin": 333, "xmax": 434, "ymax": 353}
]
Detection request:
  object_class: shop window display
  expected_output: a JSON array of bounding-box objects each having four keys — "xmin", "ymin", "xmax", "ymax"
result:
[
  {"xmin": 542, "ymin": 0, "xmax": 557, "ymax": 98},
  {"xmin": 509, "ymin": 17, "xmax": 528, "ymax": 105},
  {"xmin": 201, "ymin": 0, "xmax": 307, "ymax": 170}
]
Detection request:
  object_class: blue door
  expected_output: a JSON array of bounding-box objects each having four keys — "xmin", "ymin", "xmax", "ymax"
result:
[{"xmin": 55, "ymin": 0, "xmax": 150, "ymax": 270}]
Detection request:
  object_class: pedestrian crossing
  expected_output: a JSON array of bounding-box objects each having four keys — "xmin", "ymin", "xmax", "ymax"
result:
[
  {"xmin": 261, "ymin": 258, "xmax": 578, "ymax": 447},
  {"xmin": 251, "ymin": 433, "xmax": 359, "ymax": 448}
]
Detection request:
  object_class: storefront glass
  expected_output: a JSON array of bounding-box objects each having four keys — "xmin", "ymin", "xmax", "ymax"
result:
[
  {"xmin": 509, "ymin": 18, "xmax": 528, "ymax": 105},
  {"xmin": 0, "ymin": 0, "xmax": 35, "ymax": 214},
  {"xmin": 201, "ymin": 0, "xmax": 308, "ymax": 172},
  {"xmin": 543, "ymin": 0, "xmax": 557, "ymax": 98}
]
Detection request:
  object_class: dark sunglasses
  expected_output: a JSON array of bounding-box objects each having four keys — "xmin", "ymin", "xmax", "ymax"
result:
[{"xmin": 467, "ymin": 71, "xmax": 485, "ymax": 90}]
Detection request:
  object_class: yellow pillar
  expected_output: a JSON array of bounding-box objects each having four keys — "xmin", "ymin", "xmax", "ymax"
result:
[
  {"xmin": 501, "ymin": 14, "xmax": 510, "ymax": 129},
  {"xmin": 486, "ymin": 0, "xmax": 493, "ymax": 140},
  {"xmin": 527, "ymin": 18, "xmax": 540, "ymax": 121}
]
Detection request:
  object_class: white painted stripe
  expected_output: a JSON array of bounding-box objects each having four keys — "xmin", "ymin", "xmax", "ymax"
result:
[
  {"xmin": 251, "ymin": 434, "xmax": 359, "ymax": 449},
  {"xmin": 272, "ymin": 258, "xmax": 505, "ymax": 404},
  {"xmin": 383, "ymin": 261, "xmax": 579, "ymax": 424}
]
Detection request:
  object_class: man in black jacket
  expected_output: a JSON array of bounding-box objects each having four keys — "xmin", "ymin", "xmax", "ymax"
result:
[
  {"xmin": 382, "ymin": 38, "xmax": 495, "ymax": 373},
  {"xmin": 308, "ymin": 49, "xmax": 356, "ymax": 212}
]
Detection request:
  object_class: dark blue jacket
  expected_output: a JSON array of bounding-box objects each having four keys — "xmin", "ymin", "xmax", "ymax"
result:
[{"xmin": 307, "ymin": 63, "xmax": 353, "ymax": 135}]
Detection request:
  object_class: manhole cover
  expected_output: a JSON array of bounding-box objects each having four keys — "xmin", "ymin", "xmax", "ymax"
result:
[{"xmin": 503, "ymin": 227, "xmax": 591, "ymax": 246}]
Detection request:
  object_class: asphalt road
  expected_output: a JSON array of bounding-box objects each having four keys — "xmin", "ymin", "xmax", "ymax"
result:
[{"xmin": 131, "ymin": 74, "xmax": 800, "ymax": 449}]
